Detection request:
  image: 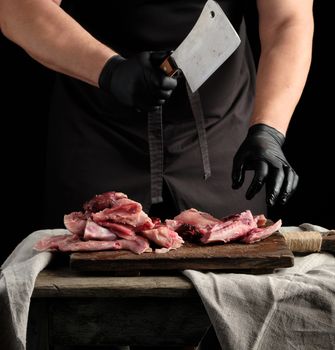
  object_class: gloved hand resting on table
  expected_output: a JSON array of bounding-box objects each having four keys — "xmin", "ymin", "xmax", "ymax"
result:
[
  {"xmin": 232, "ymin": 123, "xmax": 299, "ymax": 206},
  {"xmin": 98, "ymin": 51, "xmax": 177, "ymax": 111}
]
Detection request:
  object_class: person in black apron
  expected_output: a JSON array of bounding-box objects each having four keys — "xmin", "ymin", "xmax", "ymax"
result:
[
  {"xmin": 0, "ymin": 1, "xmax": 311, "ymax": 228},
  {"xmin": 42, "ymin": 1, "xmax": 261, "ymax": 227},
  {"xmin": 41, "ymin": 0, "xmax": 308, "ymax": 229}
]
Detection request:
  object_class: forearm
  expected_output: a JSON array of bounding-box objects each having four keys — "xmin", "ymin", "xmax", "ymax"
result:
[
  {"xmin": 0, "ymin": 0, "xmax": 116, "ymax": 86},
  {"xmin": 251, "ymin": 1, "xmax": 314, "ymax": 135}
]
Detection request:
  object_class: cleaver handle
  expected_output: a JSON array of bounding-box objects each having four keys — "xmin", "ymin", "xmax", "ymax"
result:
[{"xmin": 160, "ymin": 56, "xmax": 179, "ymax": 77}]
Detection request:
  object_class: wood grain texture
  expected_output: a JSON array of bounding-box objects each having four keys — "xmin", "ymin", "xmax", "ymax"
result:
[
  {"xmin": 31, "ymin": 269, "xmax": 210, "ymax": 346},
  {"xmin": 27, "ymin": 300, "xmax": 50, "ymax": 350},
  {"xmin": 70, "ymin": 233, "xmax": 294, "ymax": 273},
  {"xmin": 32, "ymin": 269, "xmax": 196, "ymax": 298},
  {"xmin": 48, "ymin": 297, "xmax": 210, "ymax": 347}
]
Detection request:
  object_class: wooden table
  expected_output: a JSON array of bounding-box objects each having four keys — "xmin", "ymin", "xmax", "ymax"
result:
[
  {"xmin": 28, "ymin": 268, "xmax": 211, "ymax": 349},
  {"xmin": 28, "ymin": 233, "xmax": 294, "ymax": 349}
]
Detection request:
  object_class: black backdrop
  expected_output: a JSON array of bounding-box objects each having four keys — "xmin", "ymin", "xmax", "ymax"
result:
[{"xmin": 0, "ymin": 1, "xmax": 333, "ymax": 264}]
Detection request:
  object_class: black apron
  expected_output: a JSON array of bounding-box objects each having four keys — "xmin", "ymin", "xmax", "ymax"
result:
[{"xmin": 44, "ymin": 0, "xmax": 266, "ymax": 228}]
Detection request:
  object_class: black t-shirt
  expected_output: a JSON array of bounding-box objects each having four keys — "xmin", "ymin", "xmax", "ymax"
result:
[{"xmin": 63, "ymin": 0, "xmax": 247, "ymax": 55}]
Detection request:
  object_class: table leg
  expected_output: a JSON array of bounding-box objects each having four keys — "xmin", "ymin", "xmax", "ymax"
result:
[{"xmin": 27, "ymin": 299, "xmax": 51, "ymax": 350}]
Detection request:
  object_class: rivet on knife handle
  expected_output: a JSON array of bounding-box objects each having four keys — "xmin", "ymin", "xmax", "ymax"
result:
[{"xmin": 160, "ymin": 57, "xmax": 179, "ymax": 77}]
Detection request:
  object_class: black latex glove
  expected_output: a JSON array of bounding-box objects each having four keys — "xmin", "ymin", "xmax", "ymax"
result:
[
  {"xmin": 98, "ymin": 51, "xmax": 177, "ymax": 111},
  {"xmin": 232, "ymin": 124, "xmax": 299, "ymax": 206}
]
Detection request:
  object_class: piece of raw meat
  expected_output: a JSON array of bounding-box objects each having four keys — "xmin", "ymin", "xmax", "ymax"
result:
[
  {"xmin": 240, "ymin": 219, "xmax": 282, "ymax": 244},
  {"xmin": 91, "ymin": 198, "xmax": 154, "ymax": 230},
  {"xmin": 117, "ymin": 236, "xmax": 152, "ymax": 254},
  {"xmin": 165, "ymin": 219, "xmax": 202, "ymax": 242},
  {"xmin": 201, "ymin": 210, "xmax": 257, "ymax": 244},
  {"xmin": 173, "ymin": 209, "xmax": 258, "ymax": 244},
  {"xmin": 99, "ymin": 222, "xmax": 137, "ymax": 240},
  {"xmin": 83, "ymin": 191, "xmax": 128, "ymax": 213},
  {"xmin": 63, "ymin": 211, "xmax": 87, "ymax": 235},
  {"xmin": 58, "ymin": 236, "xmax": 151, "ymax": 254},
  {"xmin": 165, "ymin": 219, "xmax": 183, "ymax": 231},
  {"xmin": 254, "ymin": 214, "xmax": 267, "ymax": 227},
  {"xmin": 34, "ymin": 234, "xmax": 79, "ymax": 251},
  {"xmin": 141, "ymin": 226, "xmax": 184, "ymax": 249},
  {"xmin": 174, "ymin": 208, "xmax": 224, "ymax": 233},
  {"xmin": 83, "ymin": 219, "xmax": 117, "ymax": 241},
  {"xmin": 34, "ymin": 232, "xmax": 150, "ymax": 254},
  {"xmin": 58, "ymin": 239, "xmax": 122, "ymax": 252}
]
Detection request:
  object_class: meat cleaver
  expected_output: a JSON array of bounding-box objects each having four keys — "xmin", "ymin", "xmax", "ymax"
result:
[{"xmin": 160, "ymin": 0, "xmax": 241, "ymax": 92}]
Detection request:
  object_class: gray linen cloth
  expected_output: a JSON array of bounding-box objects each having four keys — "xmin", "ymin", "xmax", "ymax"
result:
[
  {"xmin": 1, "ymin": 224, "xmax": 334, "ymax": 350},
  {"xmin": 0, "ymin": 229, "xmax": 68, "ymax": 350},
  {"xmin": 184, "ymin": 223, "xmax": 335, "ymax": 350}
]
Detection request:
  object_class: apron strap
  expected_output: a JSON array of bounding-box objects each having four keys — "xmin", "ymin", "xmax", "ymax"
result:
[
  {"xmin": 186, "ymin": 84, "xmax": 212, "ymax": 180},
  {"xmin": 147, "ymin": 83, "xmax": 211, "ymax": 205},
  {"xmin": 148, "ymin": 107, "xmax": 164, "ymax": 204}
]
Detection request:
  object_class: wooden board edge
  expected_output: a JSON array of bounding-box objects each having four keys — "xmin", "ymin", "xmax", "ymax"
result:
[{"xmin": 70, "ymin": 253, "xmax": 294, "ymax": 273}]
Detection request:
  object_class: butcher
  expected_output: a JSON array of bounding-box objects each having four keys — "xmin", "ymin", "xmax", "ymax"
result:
[
  {"xmin": 0, "ymin": 1, "xmax": 313, "ymax": 231},
  {"xmin": 0, "ymin": 0, "xmax": 313, "ymax": 227},
  {"xmin": 0, "ymin": 1, "xmax": 319, "ymax": 349}
]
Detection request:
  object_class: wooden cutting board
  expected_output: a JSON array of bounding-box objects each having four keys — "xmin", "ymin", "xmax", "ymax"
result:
[{"xmin": 70, "ymin": 233, "xmax": 294, "ymax": 274}]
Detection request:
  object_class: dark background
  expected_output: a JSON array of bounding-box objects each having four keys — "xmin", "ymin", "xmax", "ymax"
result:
[{"xmin": 0, "ymin": 1, "xmax": 333, "ymax": 264}]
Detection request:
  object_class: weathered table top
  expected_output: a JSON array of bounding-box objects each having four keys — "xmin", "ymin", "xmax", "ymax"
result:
[{"xmin": 32, "ymin": 268, "xmax": 197, "ymax": 298}]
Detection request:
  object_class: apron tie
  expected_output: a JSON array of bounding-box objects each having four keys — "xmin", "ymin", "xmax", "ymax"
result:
[
  {"xmin": 148, "ymin": 107, "xmax": 164, "ymax": 204},
  {"xmin": 186, "ymin": 84, "xmax": 212, "ymax": 180},
  {"xmin": 147, "ymin": 83, "xmax": 211, "ymax": 205}
]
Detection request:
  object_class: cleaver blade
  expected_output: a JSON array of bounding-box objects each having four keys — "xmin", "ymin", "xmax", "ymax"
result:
[{"xmin": 160, "ymin": 0, "xmax": 241, "ymax": 92}]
